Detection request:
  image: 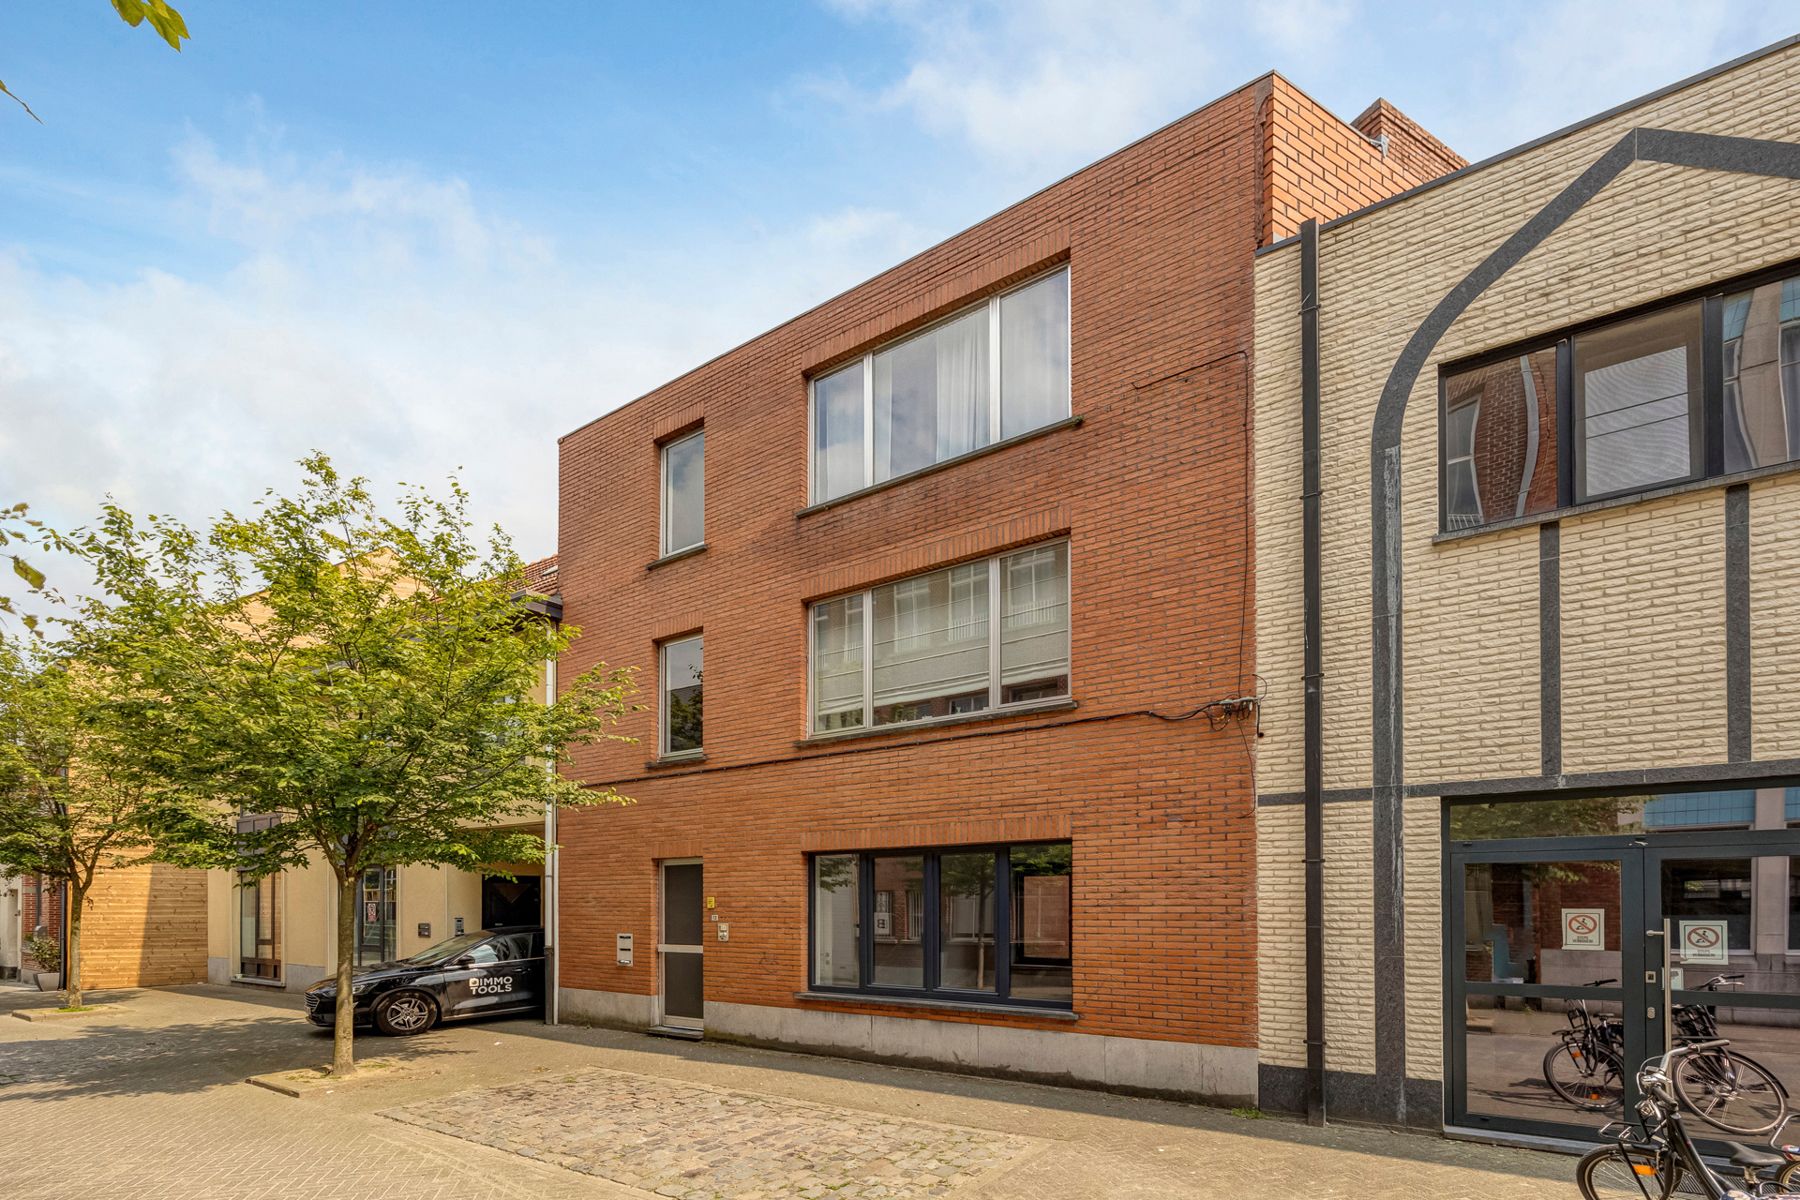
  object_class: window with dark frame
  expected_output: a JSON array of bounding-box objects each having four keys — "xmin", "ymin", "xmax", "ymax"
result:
[
  {"xmin": 808, "ymin": 842, "xmax": 1073, "ymax": 1009},
  {"xmin": 1439, "ymin": 264, "xmax": 1800, "ymax": 531}
]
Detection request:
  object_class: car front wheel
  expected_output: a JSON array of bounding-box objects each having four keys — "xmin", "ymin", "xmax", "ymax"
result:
[{"xmin": 373, "ymin": 991, "xmax": 437, "ymax": 1036}]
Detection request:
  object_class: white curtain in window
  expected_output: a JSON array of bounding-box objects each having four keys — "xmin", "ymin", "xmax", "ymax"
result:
[
  {"xmin": 934, "ymin": 309, "xmax": 987, "ymax": 461},
  {"xmin": 1000, "ymin": 544, "xmax": 1069, "ymax": 689}
]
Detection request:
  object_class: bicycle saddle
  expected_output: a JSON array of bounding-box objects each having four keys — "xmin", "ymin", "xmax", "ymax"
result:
[{"xmin": 1726, "ymin": 1143, "xmax": 1786, "ymax": 1170}]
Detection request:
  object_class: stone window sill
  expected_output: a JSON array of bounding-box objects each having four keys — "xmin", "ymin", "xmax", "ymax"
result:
[
  {"xmin": 794, "ymin": 990, "xmax": 1078, "ymax": 1021},
  {"xmin": 646, "ymin": 543, "xmax": 708, "ymax": 571},
  {"xmin": 796, "ymin": 416, "xmax": 1082, "ymax": 518},
  {"xmin": 795, "ymin": 697, "xmax": 1077, "ymax": 748},
  {"xmin": 232, "ymin": 976, "xmax": 286, "ymax": 989},
  {"xmin": 646, "ymin": 752, "xmax": 707, "ymax": 770}
]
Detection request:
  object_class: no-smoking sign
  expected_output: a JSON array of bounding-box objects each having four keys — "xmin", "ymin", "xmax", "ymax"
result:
[
  {"xmin": 1563, "ymin": 908, "xmax": 1605, "ymax": 950},
  {"xmin": 1680, "ymin": 919, "xmax": 1730, "ymax": 965}
]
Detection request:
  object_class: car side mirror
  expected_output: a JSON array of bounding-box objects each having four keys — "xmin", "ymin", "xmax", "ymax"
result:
[{"xmin": 454, "ymin": 954, "xmax": 476, "ymax": 968}]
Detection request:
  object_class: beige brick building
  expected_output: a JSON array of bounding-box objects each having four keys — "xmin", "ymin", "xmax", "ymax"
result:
[{"xmin": 1254, "ymin": 37, "xmax": 1800, "ymax": 1137}]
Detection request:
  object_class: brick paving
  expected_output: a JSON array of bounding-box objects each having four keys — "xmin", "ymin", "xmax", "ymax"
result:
[
  {"xmin": 1, "ymin": 981, "xmax": 1571, "ymax": 1199},
  {"xmin": 388, "ymin": 1068, "xmax": 1032, "ymax": 1199}
]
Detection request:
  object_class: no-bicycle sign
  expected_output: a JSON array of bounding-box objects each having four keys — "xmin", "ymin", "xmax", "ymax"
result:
[
  {"xmin": 1562, "ymin": 908, "xmax": 1605, "ymax": 950},
  {"xmin": 1679, "ymin": 919, "xmax": 1730, "ymax": 965}
]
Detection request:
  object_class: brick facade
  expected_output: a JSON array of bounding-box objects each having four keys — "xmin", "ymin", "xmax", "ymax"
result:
[{"xmin": 556, "ymin": 74, "xmax": 1456, "ymax": 1100}]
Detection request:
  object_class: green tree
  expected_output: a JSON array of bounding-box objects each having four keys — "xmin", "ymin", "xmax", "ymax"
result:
[
  {"xmin": 0, "ymin": 641, "xmax": 213, "ymax": 1008},
  {"xmin": 67, "ymin": 455, "xmax": 636, "ymax": 1074},
  {"xmin": 1, "ymin": 502, "xmax": 51, "ymax": 641},
  {"xmin": 4, "ymin": 1, "xmax": 189, "ymax": 121}
]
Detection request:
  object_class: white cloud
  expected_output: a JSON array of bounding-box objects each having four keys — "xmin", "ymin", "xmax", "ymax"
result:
[
  {"xmin": 0, "ymin": 131, "xmax": 930, "ymax": 578},
  {"xmin": 825, "ymin": 0, "xmax": 1232, "ymax": 175},
  {"xmin": 1412, "ymin": 0, "xmax": 1797, "ymax": 159}
]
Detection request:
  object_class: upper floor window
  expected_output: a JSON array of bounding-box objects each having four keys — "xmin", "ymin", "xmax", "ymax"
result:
[
  {"xmin": 660, "ymin": 634, "xmax": 703, "ymax": 757},
  {"xmin": 1573, "ymin": 304, "xmax": 1701, "ymax": 500},
  {"xmin": 1439, "ymin": 264, "xmax": 1800, "ymax": 531},
  {"xmin": 810, "ymin": 267, "xmax": 1070, "ymax": 504},
  {"xmin": 809, "ymin": 541, "xmax": 1069, "ymax": 735},
  {"xmin": 1722, "ymin": 277, "xmax": 1800, "ymax": 472},
  {"xmin": 661, "ymin": 429, "xmax": 704, "ymax": 556}
]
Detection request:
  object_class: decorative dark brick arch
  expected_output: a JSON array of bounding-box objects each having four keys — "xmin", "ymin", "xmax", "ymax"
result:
[{"xmin": 1362, "ymin": 128, "xmax": 1800, "ymax": 1121}]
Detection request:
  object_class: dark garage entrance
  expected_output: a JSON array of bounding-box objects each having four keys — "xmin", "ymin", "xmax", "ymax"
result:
[{"xmin": 482, "ymin": 875, "xmax": 542, "ymax": 929}]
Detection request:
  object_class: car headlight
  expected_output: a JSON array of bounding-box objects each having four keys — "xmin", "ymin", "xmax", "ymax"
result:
[{"xmin": 350, "ymin": 980, "xmax": 376, "ymax": 996}]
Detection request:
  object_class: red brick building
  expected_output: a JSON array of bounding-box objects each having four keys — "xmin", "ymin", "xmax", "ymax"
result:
[{"xmin": 554, "ymin": 74, "xmax": 1460, "ymax": 1103}]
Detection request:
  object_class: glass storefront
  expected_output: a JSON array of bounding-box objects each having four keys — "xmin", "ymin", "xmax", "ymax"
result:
[{"xmin": 1447, "ymin": 786, "xmax": 1800, "ymax": 1141}]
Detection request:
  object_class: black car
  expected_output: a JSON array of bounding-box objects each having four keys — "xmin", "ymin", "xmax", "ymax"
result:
[{"xmin": 304, "ymin": 927, "xmax": 544, "ymax": 1036}]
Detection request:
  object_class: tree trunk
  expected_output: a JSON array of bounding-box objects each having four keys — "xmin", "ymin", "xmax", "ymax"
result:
[
  {"xmin": 64, "ymin": 883, "xmax": 85, "ymax": 1009},
  {"xmin": 332, "ymin": 870, "xmax": 358, "ymax": 1076}
]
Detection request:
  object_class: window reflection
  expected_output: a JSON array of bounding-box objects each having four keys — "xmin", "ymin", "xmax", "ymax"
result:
[
  {"xmin": 1575, "ymin": 304, "xmax": 1702, "ymax": 499},
  {"xmin": 1722, "ymin": 277, "xmax": 1800, "ymax": 472},
  {"xmin": 1443, "ymin": 348, "xmax": 1559, "ymax": 529}
]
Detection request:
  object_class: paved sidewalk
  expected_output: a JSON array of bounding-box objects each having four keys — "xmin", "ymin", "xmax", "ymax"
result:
[{"xmin": 0, "ymin": 982, "xmax": 1569, "ymax": 1199}]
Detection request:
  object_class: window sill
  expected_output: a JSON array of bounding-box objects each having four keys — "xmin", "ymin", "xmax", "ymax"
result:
[
  {"xmin": 796, "ymin": 416, "xmax": 1083, "ymax": 518},
  {"xmin": 231, "ymin": 975, "xmax": 286, "ymax": 989},
  {"xmin": 646, "ymin": 543, "xmax": 708, "ymax": 571},
  {"xmin": 794, "ymin": 990, "xmax": 1078, "ymax": 1021},
  {"xmin": 647, "ymin": 752, "xmax": 707, "ymax": 770},
  {"xmin": 795, "ymin": 697, "xmax": 1077, "ymax": 748},
  {"xmin": 1433, "ymin": 458, "xmax": 1800, "ymax": 544}
]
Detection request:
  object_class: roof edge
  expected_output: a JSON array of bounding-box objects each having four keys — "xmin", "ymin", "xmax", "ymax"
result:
[
  {"xmin": 1255, "ymin": 32, "xmax": 1800, "ymax": 259},
  {"xmin": 561, "ymin": 64, "xmax": 1330, "ymax": 444}
]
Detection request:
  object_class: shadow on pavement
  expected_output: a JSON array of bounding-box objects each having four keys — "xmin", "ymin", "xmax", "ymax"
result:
[{"xmin": 0, "ymin": 987, "xmax": 464, "ymax": 1104}]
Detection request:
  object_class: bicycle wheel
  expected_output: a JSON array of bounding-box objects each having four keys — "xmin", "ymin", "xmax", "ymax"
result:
[
  {"xmin": 1672, "ymin": 1049, "xmax": 1789, "ymax": 1135},
  {"xmin": 1776, "ymin": 1158, "xmax": 1800, "ymax": 1191},
  {"xmin": 1576, "ymin": 1144, "xmax": 1677, "ymax": 1200},
  {"xmin": 1546, "ymin": 1040, "xmax": 1626, "ymax": 1111}
]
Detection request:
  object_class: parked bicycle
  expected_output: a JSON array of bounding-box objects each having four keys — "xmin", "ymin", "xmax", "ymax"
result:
[
  {"xmin": 1576, "ymin": 1039, "xmax": 1800, "ymax": 1199},
  {"xmin": 1543, "ymin": 974, "xmax": 1788, "ymax": 1136},
  {"xmin": 1545, "ymin": 977, "xmax": 1629, "ymax": 1112},
  {"xmin": 1670, "ymin": 976, "xmax": 1789, "ymax": 1137}
]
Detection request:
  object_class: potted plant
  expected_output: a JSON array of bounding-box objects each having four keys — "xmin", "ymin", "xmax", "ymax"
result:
[{"xmin": 26, "ymin": 932, "xmax": 62, "ymax": 992}]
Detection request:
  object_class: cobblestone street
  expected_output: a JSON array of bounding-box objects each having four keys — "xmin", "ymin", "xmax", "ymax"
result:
[{"xmin": 2, "ymin": 982, "xmax": 1570, "ymax": 1199}]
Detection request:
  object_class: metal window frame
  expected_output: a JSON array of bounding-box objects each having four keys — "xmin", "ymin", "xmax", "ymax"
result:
[
  {"xmin": 659, "ymin": 428, "xmax": 705, "ymax": 557},
  {"xmin": 658, "ymin": 633, "xmax": 704, "ymax": 758},
  {"xmin": 805, "ymin": 538, "xmax": 1071, "ymax": 736},
  {"xmin": 1437, "ymin": 255, "xmax": 1800, "ymax": 532},
  {"xmin": 806, "ymin": 264, "xmax": 1072, "ymax": 506},
  {"xmin": 808, "ymin": 841, "xmax": 1070, "ymax": 1011}
]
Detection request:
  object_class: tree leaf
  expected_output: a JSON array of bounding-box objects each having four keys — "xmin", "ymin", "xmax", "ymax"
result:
[{"xmin": 12, "ymin": 556, "xmax": 45, "ymax": 590}]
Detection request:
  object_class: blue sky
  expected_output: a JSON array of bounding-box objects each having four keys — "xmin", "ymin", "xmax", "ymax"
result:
[{"xmin": 2, "ymin": 1, "xmax": 1794, "ymax": 562}]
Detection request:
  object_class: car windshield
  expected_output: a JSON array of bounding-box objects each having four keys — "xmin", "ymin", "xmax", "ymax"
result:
[{"xmin": 401, "ymin": 933, "xmax": 492, "ymax": 966}]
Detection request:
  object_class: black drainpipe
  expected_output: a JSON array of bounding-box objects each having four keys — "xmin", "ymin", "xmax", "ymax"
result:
[{"xmin": 1299, "ymin": 218, "xmax": 1327, "ymax": 1126}]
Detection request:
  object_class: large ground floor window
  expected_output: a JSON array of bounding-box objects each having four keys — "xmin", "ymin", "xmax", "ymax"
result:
[{"xmin": 810, "ymin": 841, "xmax": 1072, "ymax": 1008}]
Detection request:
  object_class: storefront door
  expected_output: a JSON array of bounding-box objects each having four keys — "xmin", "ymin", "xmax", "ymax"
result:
[
  {"xmin": 1448, "ymin": 797, "xmax": 1800, "ymax": 1141},
  {"xmin": 354, "ymin": 866, "xmax": 397, "ymax": 966}
]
